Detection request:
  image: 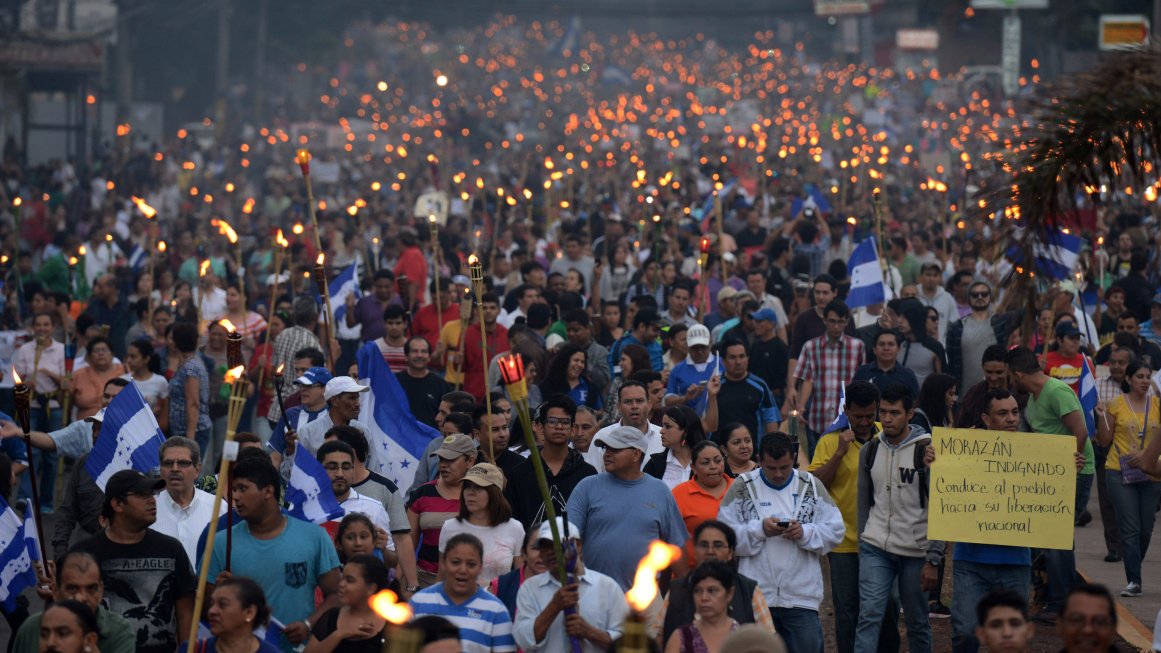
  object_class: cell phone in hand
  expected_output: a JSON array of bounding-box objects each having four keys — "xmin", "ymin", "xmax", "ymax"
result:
[{"xmin": 776, "ymin": 520, "xmax": 791, "ymax": 528}]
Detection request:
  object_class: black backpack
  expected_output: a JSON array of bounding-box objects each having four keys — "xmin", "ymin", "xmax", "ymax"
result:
[{"xmin": 862, "ymin": 435, "xmax": 930, "ymax": 508}]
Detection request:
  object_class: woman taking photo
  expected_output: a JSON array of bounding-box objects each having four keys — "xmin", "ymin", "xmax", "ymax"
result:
[
  {"xmin": 663, "ymin": 560, "xmax": 740, "ymax": 653},
  {"xmin": 647, "ymin": 406, "xmax": 707, "ymax": 489},
  {"xmin": 672, "ymin": 441, "xmax": 733, "ymax": 565},
  {"xmin": 438, "ymin": 463, "xmax": 525, "ymax": 587},
  {"xmin": 716, "ymin": 423, "xmax": 757, "ymax": 478},
  {"xmin": 408, "ymin": 433, "xmax": 478, "ymax": 588},
  {"xmin": 179, "ymin": 577, "xmax": 281, "ymax": 653},
  {"xmin": 411, "ymin": 533, "xmax": 516, "ymax": 653},
  {"xmin": 540, "ymin": 344, "xmax": 604, "ymax": 413},
  {"xmin": 304, "ymin": 555, "xmax": 389, "ymax": 653},
  {"xmin": 123, "ymin": 339, "xmax": 169, "ymax": 428},
  {"xmin": 1096, "ymin": 358, "xmax": 1161, "ymax": 598},
  {"xmin": 37, "ymin": 600, "xmax": 100, "ymax": 653}
]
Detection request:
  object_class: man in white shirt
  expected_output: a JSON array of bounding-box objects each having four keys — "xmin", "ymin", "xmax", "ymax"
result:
[
  {"xmin": 316, "ymin": 440, "xmax": 393, "ymax": 557},
  {"xmin": 283, "ymin": 376, "xmax": 371, "ymax": 479},
  {"xmin": 513, "ymin": 517, "xmax": 629, "ymax": 652},
  {"xmin": 150, "ymin": 436, "xmax": 217, "ymax": 567},
  {"xmin": 583, "ymin": 381, "xmax": 663, "ymax": 471}
]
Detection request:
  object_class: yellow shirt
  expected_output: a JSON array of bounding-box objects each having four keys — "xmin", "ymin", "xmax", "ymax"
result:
[
  {"xmin": 440, "ymin": 319, "xmax": 465, "ymax": 385},
  {"xmin": 1105, "ymin": 394, "xmax": 1161, "ymax": 480},
  {"xmin": 808, "ymin": 431, "xmax": 871, "ymax": 554}
]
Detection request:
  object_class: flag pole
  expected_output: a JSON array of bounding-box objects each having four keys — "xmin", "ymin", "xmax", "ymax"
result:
[
  {"xmin": 467, "ymin": 254, "xmax": 493, "ymax": 461},
  {"xmin": 12, "ymin": 373, "xmax": 47, "ymax": 564},
  {"xmin": 185, "ymin": 366, "xmax": 247, "ymax": 653}
]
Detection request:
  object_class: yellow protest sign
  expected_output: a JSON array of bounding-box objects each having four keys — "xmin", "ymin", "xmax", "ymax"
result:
[{"xmin": 928, "ymin": 428, "xmax": 1076, "ymax": 550}]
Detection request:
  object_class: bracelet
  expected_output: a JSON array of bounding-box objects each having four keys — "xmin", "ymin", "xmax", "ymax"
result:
[
  {"xmin": 302, "ymin": 618, "xmax": 312, "ymax": 631},
  {"xmin": 406, "ymin": 585, "xmax": 420, "ymax": 593}
]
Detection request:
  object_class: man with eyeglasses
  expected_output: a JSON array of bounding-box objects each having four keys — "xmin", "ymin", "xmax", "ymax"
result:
[
  {"xmin": 1056, "ymin": 584, "xmax": 1118, "ymax": 653},
  {"xmin": 508, "ymin": 395, "xmax": 597, "ymax": 529},
  {"xmin": 946, "ymin": 281, "xmax": 1013, "ymax": 394},
  {"xmin": 151, "ymin": 436, "xmax": 217, "ymax": 567},
  {"xmin": 71, "ymin": 469, "xmax": 196, "ymax": 653},
  {"xmin": 316, "ymin": 439, "xmax": 394, "ymax": 562}
]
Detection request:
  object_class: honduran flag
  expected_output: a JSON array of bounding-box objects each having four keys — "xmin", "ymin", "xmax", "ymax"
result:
[
  {"xmin": 85, "ymin": 383, "xmax": 166, "ymax": 491},
  {"xmin": 0, "ymin": 497, "xmax": 37, "ymax": 611},
  {"xmin": 357, "ymin": 344, "xmax": 441, "ymax": 489},
  {"xmin": 846, "ymin": 237, "xmax": 885, "ymax": 309},
  {"xmin": 324, "ymin": 261, "xmax": 362, "ymax": 340},
  {"xmin": 822, "ymin": 383, "xmax": 849, "ymax": 435},
  {"xmin": 286, "ymin": 447, "xmax": 344, "ymax": 525},
  {"xmin": 1079, "ymin": 356, "xmax": 1099, "ymax": 438},
  {"xmin": 1006, "ymin": 229, "xmax": 1082, "ymax": 281}
]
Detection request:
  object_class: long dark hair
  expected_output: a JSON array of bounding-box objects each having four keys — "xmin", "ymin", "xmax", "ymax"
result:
[
  {"xmin": 899, "ymin": 305, "xmax": 948, "ymax": 370},
  {"xmin": 663, "ymin": 405, "xmax": 706, "ymax": 450},
  {"xmin": 916, "ymin": 373, "xmax": 957, "ymax": 429},
  {"xmin": 540, "ymin": 344, "xmax": 591, "ymax": 401}
]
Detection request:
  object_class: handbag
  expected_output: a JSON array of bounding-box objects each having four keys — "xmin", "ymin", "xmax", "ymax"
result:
[{"xmin": 1119, "ymin": 396, "xmax": 1153, "ymax": 485}]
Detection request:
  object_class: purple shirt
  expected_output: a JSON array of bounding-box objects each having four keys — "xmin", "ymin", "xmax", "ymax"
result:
[{"xmin": 350, "ymin": 295, "xmax": 392, "ymax": 342}]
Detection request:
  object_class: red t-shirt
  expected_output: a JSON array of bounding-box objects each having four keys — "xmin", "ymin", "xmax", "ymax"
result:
[{"xmin": 1042, "ymin": 351, "xmax": 1092, "ymax": 395}]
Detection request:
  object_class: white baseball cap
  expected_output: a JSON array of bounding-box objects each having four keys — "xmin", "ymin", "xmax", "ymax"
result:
[
  {"xmin": 324, "ymin": 376, "xmax": 370, "ymax": 401},
  {"xmin": 687, "ymin": 324, "xmax": 711, "ymax": 348}
]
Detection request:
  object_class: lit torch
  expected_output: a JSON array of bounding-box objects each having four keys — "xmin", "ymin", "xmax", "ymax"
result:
[
  {"xmin": 313, "ymin": 253, "xmax": 335, "ymax": 371},
  {"xmin": 295, "ymin": 148, "xmax": 324, "ymax": 252},
  {"xmin": 369, "ymin": 590, "xmax": 419, "ymax": 653},
  {"xmin": 468, "ymin": 254, "xmax": 492, "ymax": 452},
  {"xmin": 619, "ymin": 541, "xmax": 683, "ymax": 652}
]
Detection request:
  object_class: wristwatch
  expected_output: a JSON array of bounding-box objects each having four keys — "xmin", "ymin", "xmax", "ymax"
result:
[
  {"xmin": 406, "ymin": 585, "xmax": 420, "ymax": 593},
  {"xmin": 302, "ymin": 618, "xmax": 312, "ymax": 631}
]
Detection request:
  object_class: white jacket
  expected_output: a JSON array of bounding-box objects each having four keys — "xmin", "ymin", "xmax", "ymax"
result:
[{"xmin": 717, "ymin": 469, "xmax": 845, "ymax": 611}]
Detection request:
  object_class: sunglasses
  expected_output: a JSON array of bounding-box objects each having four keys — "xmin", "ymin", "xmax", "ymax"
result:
[{"xmin": 970, "ymin": 291, "xmax": 990, "ymax": 299}]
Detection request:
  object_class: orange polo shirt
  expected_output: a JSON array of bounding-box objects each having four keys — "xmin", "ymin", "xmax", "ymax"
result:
[{"xmin": 672, "ymin": 475, "xmax": 734, "ymax": 566}]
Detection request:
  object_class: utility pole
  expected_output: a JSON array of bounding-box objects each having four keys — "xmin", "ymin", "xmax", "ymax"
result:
[
  {"xmin": 215, "ymin": 0, "xmax": 231, "ymax": 134},
  {"xmin": 254, "ymin": 0, "xmax": 268, "ymax": 118},
  {"xmin": 114, "ymin": 0, "xmax": 132, "ymax": 167}
]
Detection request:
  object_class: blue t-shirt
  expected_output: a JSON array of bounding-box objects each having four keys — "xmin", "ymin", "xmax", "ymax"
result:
[
  {"xmin": 665, "ymin": 356, "xmax": 718, "ymax": 415},
  {"xmin": 953, "ymin": 542, "xmax": 1032, "ymax": 567},
  {"xmin": 566, "ymin": 473, "xmax": 687, "ymax": 590},
  {"xmin": 567, "ymin": 376, "xmax": 604, "ymax": 411},
  {"xmin": 179, "ymin": 638, "xmax": 281, "ymax": 653},
  {"xmin": 204, "ymin": 516, "xmax": 340, "ymax": 653}
]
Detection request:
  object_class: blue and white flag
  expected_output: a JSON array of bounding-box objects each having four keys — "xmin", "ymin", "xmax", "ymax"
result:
[
  {"xmin": 199, "ymin": 616, "xmax": 285, "ymax": 646},
  {"xmin": 790, "ymin": 184, "xmax": 833, "ymax": 216},
  {"xmin": 126, "ymin": 244, "xmax": 147, "ymax": 272},
  {"xmin": 21, "ymin": 501, "xmax": 40, "ymax": 563},
  {"xmin": 846, "ymin": 237, "xmax": 886, "ymax": 309},
  {"xmin": 286, "ymin": 448, "xmax": 344, "ymax": 525},
  {"xmin": 823, "ymin": 383, "xmax": 849, "ymax": 435},
  {"xmin": 1006, "ymin": 230, "xmax": 1082, "ymax": 281},
  {"xmin": 1080, "ymin": 356, "xmax": 1099, "ymax": 438},
  {"xmin": 0, "ymin": 497, "xmax": 38, "ymax": 610},
  {"xmin": 324, "ymin": 261, "xmax": 362, "ymax": 339},
  {"xmin": 357, "ymin": 343, "xmax": 442, "ymax": 489},
  {"xmin": 85, "ymin": 382, "xmax": 166, "ymax": 491},
  {"xmin": 548, "ymin": 16, "xmax": 581, "ymax": 57}
]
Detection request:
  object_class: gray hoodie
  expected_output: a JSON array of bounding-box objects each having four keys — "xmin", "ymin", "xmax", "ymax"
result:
[{"xmin": 856, "ymin": 424, "xmax": 945, "ymax": 564}]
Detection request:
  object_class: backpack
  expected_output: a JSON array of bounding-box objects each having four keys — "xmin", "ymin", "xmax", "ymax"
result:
[{"xmin": 863, "ymin": 434, "xmax": 930, "ymax": 508}]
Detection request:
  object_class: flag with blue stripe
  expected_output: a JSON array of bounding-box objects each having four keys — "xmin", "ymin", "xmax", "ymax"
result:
[
  {"xmin": 357, "ymin": 343, "xmax": 442, "ymax": 488},
  {"xmin": 21, "ymin": 501, "xmax": 40, "ymax": 564},
  {"xmin": 549, "ymin": 16, "xmax": 581, "ymax": 56},
  {"xmin": 286, "ymin": 447, "xmax": 344, "ymax": 525},
  {"xmin": 1005, "ymin": 230, "xmax": 1082, "ymax": 281},
  {"xmin": 323, "ymin": 261, "xmax": 362, "ymax": 339},
  {"xmin": 126, "ymin": 244, "xmax": 147, "ymax": 272},
  {"xmin": 197, "ymin": 616, "xmax": 284, "ymax": 644},
  {"xmin": 791, "ymin": 184, "xmax": 833, "ymax": 216},
  {"xmin": 0, "ymin": 497, "xmax": 37, "ymax": 610},
  {"xmin": 846, "ymin": 237, "xmax": 885, "ymax": 309},
  {"xmin": 822, "ymin": 383, "xmax": 849, "ymax": 435},
  {"xmin": 85, "ymin": 382, "xmax": 166, "ymax": 491},
  {"xmin": 1080, "ymin": 356, "xmax": 1098, "ymax": 438},
  {"xmin": 696, "ymin": 181, "xmax": 735, "ymax": 227}
]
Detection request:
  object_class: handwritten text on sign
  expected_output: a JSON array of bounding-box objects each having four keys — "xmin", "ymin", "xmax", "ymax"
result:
[{"xmin": 928, "ymin": 428, "xmax": 1076, "ymax": 550}]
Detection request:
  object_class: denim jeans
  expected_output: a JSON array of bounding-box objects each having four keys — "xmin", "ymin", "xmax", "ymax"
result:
[
  {"xmin": 1040, "ymin": 545, "xmax": 1078, "ymax": 613},
  {"xmin": 769, "ymin": 607, "xmax": 823, "ymax": 653},
  {"xmin": 829, "ymin": 552, "xmax": 899, "ymax": 653},
  {"xmin": 18, "ymin": 406, "xmax": 62, "ymax": 510},
  {"xmin": 1075, "ymin": 472, "xmax": 1094, "ymax": 523},
  {"xmin": 854, "ymin": 542, "xmax": 930, "ymax": 653},
  {"xmin": 950, "ymin": 560, "xmax": 1031, "ymax": 653},
  {"xmin": 1104, "ymin": 472, "xmax": 1161, "ymax": 586},
  {"xmin": 1093, "ymin": 444, "xmax": 1121, "ymax": 554}
]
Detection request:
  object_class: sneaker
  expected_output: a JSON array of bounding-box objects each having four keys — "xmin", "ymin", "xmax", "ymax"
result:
[
  {"xmin": 928, "ymin": 602, "xmax": 951, "ymax": 619},
  {"xmin": 1076, "ymin": 510, "xmax": 1093, "ymax": 527},
  {"xmin": 1104, "ymin": 552, "xmax": 1122, "ymax": 563},
  {"xmin": 1120, "ymin": 582, "xmax": 1142, "ymax": 597}
]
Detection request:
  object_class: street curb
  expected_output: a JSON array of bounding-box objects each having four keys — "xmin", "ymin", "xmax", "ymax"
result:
[{"xmin": 1079, "ymin": 568, "xmax": 1155, "ymax": 652}]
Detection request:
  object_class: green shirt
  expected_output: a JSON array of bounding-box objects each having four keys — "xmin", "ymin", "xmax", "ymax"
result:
[
  {"xmin": 13, "ymin": 606, "xmax": 135, "ymax": 653},
  {"xmin": 1025, "ymin": 377, "xmax": 1095, "ymax": 474}
]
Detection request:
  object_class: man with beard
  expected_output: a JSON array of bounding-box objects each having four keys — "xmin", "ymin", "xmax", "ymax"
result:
[{"xmin": 70, "ymin": 470, "xmax": 195, "ymax": 653}]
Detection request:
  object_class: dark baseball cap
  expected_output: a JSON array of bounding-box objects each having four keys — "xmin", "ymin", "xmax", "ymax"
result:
[
  {"xmin": 1055, "ymin": 322, "xmax": 1081, "ymax": 338},
  {"xmin": 633, "ymin": 308, "xmax": 661, "ymax": 329},
  {"xmin": 102, "ymin": 470, "xmax": 165, "ymax": 517}
]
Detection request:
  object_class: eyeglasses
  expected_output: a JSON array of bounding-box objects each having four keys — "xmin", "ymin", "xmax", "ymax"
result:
[
  {"xmin": 1061, "ymin": 614, "xmax": 1113, "ymax": 628},
  {"xmin": 323, "ymin": 463, "xmax": 354, "ymax": 472},
  {"xmin": 825, "ymin": 318, "xmax": 847, "ymax": 325},
  {"xmin": 970, "ymin": 292, "xmax": 990, "ymax": 299},
  {"xmin": 544, "ymin": 417, "xmax": 573, "ymax": 427},
  {"xmin": 695, "ymin": 540, "xmax": 730, "ymax": 550},
  {"xmin": 160, "ymin": 459, "xmax": 195, "ymax": 469}
]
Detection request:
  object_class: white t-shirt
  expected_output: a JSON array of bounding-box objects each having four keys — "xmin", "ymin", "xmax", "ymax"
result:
[
  {"xmin": 437, "ymin": 518, "xmax": 526, "ymax": 587},
  {"xmin": 122, "ymin": 373, "xmax": 169, "ymax": 411}
]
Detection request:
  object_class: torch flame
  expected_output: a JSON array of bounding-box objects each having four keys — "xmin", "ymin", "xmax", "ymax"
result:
[
  {"xmin": 275, "ymin": 363, "xmax": 285, "ymax": 376},
  {"xmin": 276, "ymin": 229, "xmax": 289, "ymax": 248},
  {"xmin": 68, "ymin": 256, "xmax": 78, "ymax": 266},
  {"xmin": 216, "ymin": 220, "xmax": 238, "ymax": 244},
  {"xmin": 199, "ymin": 260, "xmax": 211, "ymax": 277},
  {"xmin": 131, "ymin": 196, "xmax": 158, "ymax": 219},
  {"xmin": 625, "ymin": 541, "xmax": 682, "ymax": 612},
  {"xmin": 78, "ymin": 246, "xmax": 87, "ymax": 256},
  {"xmin": 467, "ymin": 254, "xmax": 480, "ymax": 267},
  {"xmin": 295, "ymin": 148, "xmax": 312, "ymax": 175},
  {"xmin": 292, "ymin": 223, "xmax": 304, "ymax": 235},
  {"xmin": 369, "ymin": 590, "xmax": 412, "ymax": 625},
  {"xmin": 158, "ymin": 241, "xmax": 167, "ymax": 253},
  {"xmin": 224, "ymin": 365, "xmax": 244, "ymax": 384},
  {"xmin": 316, "ymin": 253, "xmax": 325, "ymax": 266},
  {"xmin": 219, "ymin": 319, "xmax": 237, "ymax": 334},
  {"xmin": 12, "ymin": 368, "xmax": 21, "ymax": 385},
  {"xmin": 242, "ymin": 198, "xmax": 255, "ymax": 214}
]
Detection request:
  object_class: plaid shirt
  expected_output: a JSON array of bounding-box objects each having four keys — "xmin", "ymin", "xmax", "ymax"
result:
[
  {"xmin": 1097, "ymin": 376, "xmax": 1123, "ymax": 407},
  {"xmin": 796, "ymin": 333, "xmax": 865, "ymax": 433},
  {"xmin": 268, "ymin": 325, "xmax": 322, "ymax": 424}
]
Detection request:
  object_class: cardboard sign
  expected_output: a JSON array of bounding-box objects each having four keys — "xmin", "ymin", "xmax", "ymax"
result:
[{"xmin": 929, "ymin": 428, "xmax": 1077, "ymax": 550}]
